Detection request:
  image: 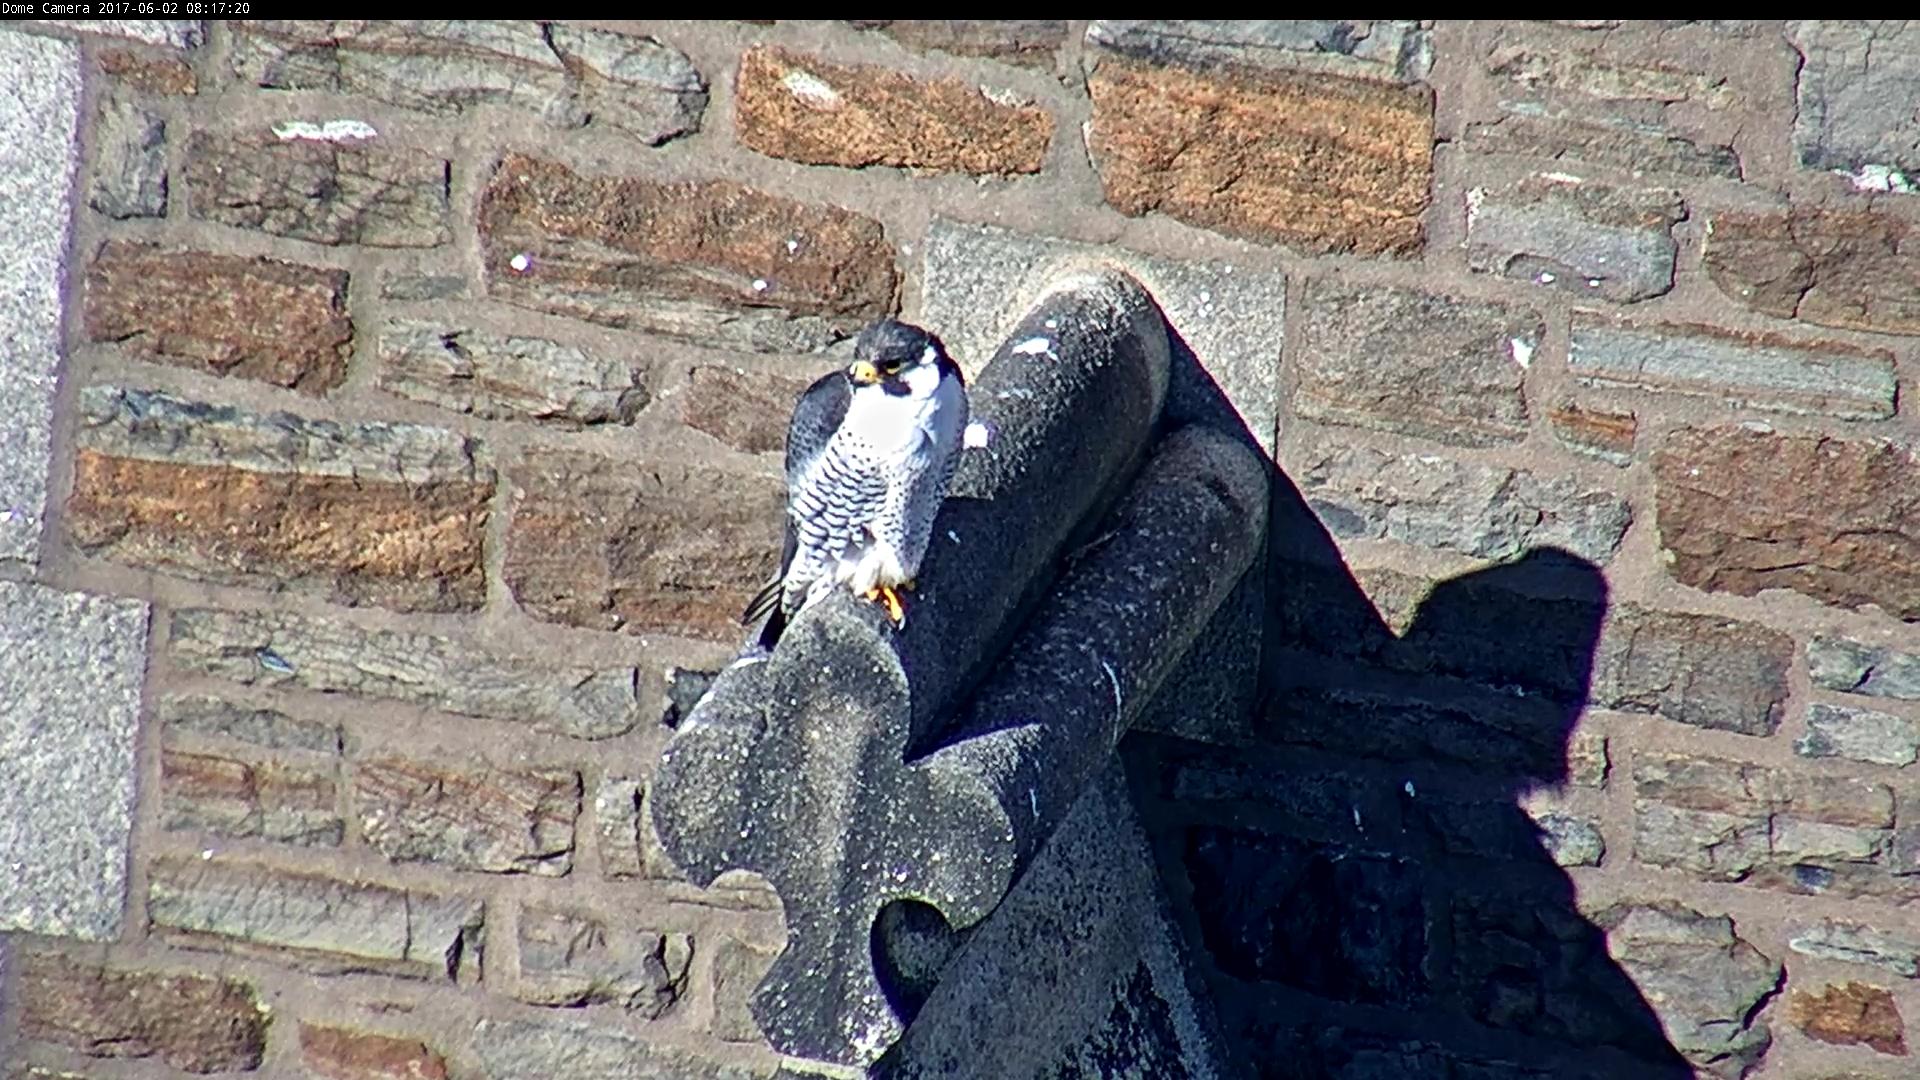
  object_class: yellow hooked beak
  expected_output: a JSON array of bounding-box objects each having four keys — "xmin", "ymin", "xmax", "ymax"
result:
[{"xmin": 849, "ymin": 360, "xmax": 880, "ymax": 384}]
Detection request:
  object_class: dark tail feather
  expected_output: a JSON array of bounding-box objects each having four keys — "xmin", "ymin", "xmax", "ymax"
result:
[
  {"xmin": 741, "ymin": 577, "xmax": 780, "ymax": 627},
  {"xmin": 754, "ymin": 604, "xmax": 790, "ymax": 652}
]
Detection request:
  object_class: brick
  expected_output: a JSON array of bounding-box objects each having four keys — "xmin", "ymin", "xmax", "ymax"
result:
[
  {"xmin": 595, "ymin": 775, "xmax": 648, "ymax": 879},
  {"xmin": 68, "ymin": 387, "xmax": 491, "ymax": 612},
  {"xmin": 1088, "ymin": 20, "xmax": 1432, "ymax": 84},
  {"xmin": 1589, "ymin": 903, "xmax": 1779, "ymax": 1077},
  {"xmin": 16, "ymin": 949, "xmax": 269, "ymax": 1072},
  {"xmin": 1466, "ymin": 173, "xmax": 1682, "ymax": 304},
  {"xmin": 161, "ymin": 747, "xmax": 342, "ymax": 846},
  {"xmin": 1810, "ymin": 635, "xmax": 1920, "ymax": 701},
  {"xmin": 88, "ymin": 95, "xmax": 166, "ymax": 218},
  {"xmin": 1086, "ymin": 54, "xmax": 1432, "ymax": 256},
  {"xmin": 380, "ymin": 271, "xmax": 466, "ymax": 301},
  {"xmin": 1703, "ymin": 205, "xmax": 1920, "ymax": 335},
  {"xmin": 1592, "ymin": 608, "xmax": 1791, "ymax": 735},
  {"xmin": 1799, "ymin": 703, "xmax": 1920, "ymax": 767},
  {"xmin": 1548, "ymin": 401, "xmax": 1637, "ymax": 466},
  {"xmin": 300, "ymin": 1023, "xmax": 450, "ymax": 1080},
  {"xmin": 1569, "ymin": 731, "xmax": 1610, "ymax": 788},
  {"xmin": 98, "ymin": 48, "xmax": 197, "ymax": 94},
  {"xmin": 30, "ymin": 20, "xmax": 202, "ymax": 47},
  {"xmin": 1569, "ymin": 317, "xmax": 1896, "ymax": 420},
  {"xmin": 1461, "ymin": 115, "xmax": 1740, "ymax": 180},
  {"xmin": 680, "ymin": 366, "xmax": 811, "ymax": 454},
  {"xmin": 1294, "ymin": 444, "xmax": 1632, "ymax": 563},
  {"xmin": 851, "ymin": 20, "xmax": 1066, "ymax": 69},
  {"xmin": 1790, "ymin": 920, "xmax": 1920, "ymax": 978},
  {"xmin": 158, "ymin": 694, "xmax": 343, "ymax": 755},
  {"xmin": 735, "ymin": 45, "xmax": 1051, "ymax": 175},
  {"xmin": 146, "ymin": 855, "xmax": 482, "ymax": 981},
  {"xmin": 515, "ymin": 907, "xmax": 690, "ymax": 1016},
  {"xmin": 479, "ymin": 153, "xmax": 897, "ymax": 353},
  {"xmin": 356, "ymin": 756, "xmax": 580, "ymax": 875},
  {"xmin": 1788, "ymin": 21, "xmax": 1920, "ymax": 177},
  {"xmin": 230, "ymin": 22, "xmax": 705, "ymax": 145},
  {"xmin": 505, "ymin": 449, "xmax": 783, "ymax": 641},
  {"xmin": 184, "ymin": 128, "xmax": 450, "ymax": 247},
  {"xmin": 1486, "ymin": 43, "xmax": 1737, "ymax": 112},
  {"xmin": 1293, "ymin": 282, "xmax": 1536, "ymax": 447},
  {"xmin": 1790, "ymin": 982, "xmax": 1907, "ymax": 1055},
  {"xmin": 167, "ymin": 607, "xmax": 642, "ymax": 741},
  {"xmin": 712, "ymin": 936, "xmax": 780, "ymax": 1043},
  {"xmin": 83, "ymin": 241, "xmax": 351, "ymax": 392},
  {"xmin": 1634, "ymin": 753, "xmax": 1892, "ymax": 825},
  {"xmin": 472, "ymin": 1017, "xmax": 763, "ymax": 1080},
  {"xmin": 1654, "ymin": 426, "xmax": 1920, "ymax": 620},
  {"xmin": 375, "ymin": 319, "xmax": 648, "ymax": 425}
]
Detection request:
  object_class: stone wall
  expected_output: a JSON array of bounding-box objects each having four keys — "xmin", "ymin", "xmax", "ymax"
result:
[{"xmin": 0, "ymin": 18, "xmax": 1915, "ymax": 1080}]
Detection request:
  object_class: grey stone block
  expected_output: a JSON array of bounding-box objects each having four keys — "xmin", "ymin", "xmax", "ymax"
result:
[
  {"xmin": 1570, "ymin": 318, "xmax": 1896, "ymax": 421},
  {"xmin": 89, "ymin": 95, "xmax": 167, "ymax": 219},
  {"xmin": 0, "ymin": 581, "xmax": 150, "ymax": 939},
  {"xmin": 653, "ymin": 274, "xmax": 1266, "ymax": 1069},
  {"xmin": 1466, "ymin": 174, "xmax": 1683, "ymax": 304},
  {"xmin": 376, "ymin": 319, "xmax": 648, "ymax": 424},
  {"xmin": 1798, "ymin": 702, "xmax": 1920, "ymax": 767},
  {"xmin": 1789, "ymin": 919, "xmax": 1920, "ymax": 978},
  {"xmin": 1789, "ymin": 21, "xmax": 1920, "ymax": 179},
  {"xmin": 1809, "ymin": 635, "xmax": 1920, "ymax": 702},
  {"xmin": 1087, "ymin": 19, "xmax": 1431, "ymax": 84},
  {"xmin": 471, "ymin": 1016, "xmax": 764, "ymax": 1079},
  {"xmin": 27, "ymin": 20, "xmax": 204, "ymax": 47},
  {"xmin": 0, "ymin": 31, "xmax": 81, "ymax": 563}
]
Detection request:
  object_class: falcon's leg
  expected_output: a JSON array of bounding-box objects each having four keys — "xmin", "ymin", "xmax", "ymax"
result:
[{"xmin": 863, "ymin": 584, "xmax": 907, "ymax": 627}]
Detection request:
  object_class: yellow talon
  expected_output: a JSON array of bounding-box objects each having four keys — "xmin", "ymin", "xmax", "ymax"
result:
[{"xmin": 863, "ymin": 584, "xmax": 907, "ymax": 626}]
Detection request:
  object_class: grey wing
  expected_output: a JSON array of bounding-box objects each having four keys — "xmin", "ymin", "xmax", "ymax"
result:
[
  {"xmin": 742, "ymin": 371, "xmax": 850, "ymax": 628},
  {"xmin": 784, "ymin": 436, "xmax": 889, "ymax": 611}
]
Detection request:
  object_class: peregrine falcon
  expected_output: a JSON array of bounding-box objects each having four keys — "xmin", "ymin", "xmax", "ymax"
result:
[{"xmin": 742, "ymin": 319, "xmax": 970, "ymax": 649}]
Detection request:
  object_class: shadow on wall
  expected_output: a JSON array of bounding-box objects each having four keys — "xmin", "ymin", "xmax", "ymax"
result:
[{"xmin": 1121, "ymin": 332, "xmax": 1696, "ymax": 1078}]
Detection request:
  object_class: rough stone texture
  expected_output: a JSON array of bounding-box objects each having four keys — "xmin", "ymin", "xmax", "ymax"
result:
[
  {"xmin": 712, "ymin": 936, "xmax": 780, "ymax": 1043},
  {"xmin": 515, "ymin": 907, "xmax": 689, "ymax": 1016},
  {"xmin": 229, "ymin": 21, "xmax": 706, "ymax": 145},
  {"xmin": 1592, "ymin": 903, "xmax": 1781, "ymax": 1078},
  {"xmin": 851, "ymin": 20, "xmax": 1066, "ymax": 69},
  {"xmin": 921, "ymin": 219, "xmax": 1285, "ymax": 458},
  {"xmin": 0, "ymin": 581, "xmax": 148, "ymax": 940},
  {"xmin": 1593, "ymin": 608, "xmax": 1792, "ymax": 736},
  {"xmin": 1549, "ymin": 401, "xmax": 1637, "ymax": 466},
  {"xmin": 375, "ymin": 319, "xmax": 648, "ymax": 425},
  {"xmin": 471, "ymin": 1018, "xmax": 768, "ymax": 1079},
  {"xmin": 356, "ymin": 756, "xmax": 580, "ymax": 875},
  {"xmin": 1295, "ymin": 444, "xmax": 1632, "ymax": 564},
  {"xmin": 1086, "ymin": 53, "xmax": 1432, "ymax": 256},
  {"xmin": 30, "ymin": 20, "xmax": 203, "ymax": 47},
  {"xmin": 1461, "ymin": 114, "xmax": 1741, "ymax": 180},
  {"xmin": 1088, "ymin": 20, "xmax": 1433, "ymax": 85},
  {"xmin": 594, "ymin": 775, "xmax": 650, "ymax": 879},
  {"xmin": 505, "ymin": 449, "xmax": 783, "ymax": 641},
  {"xmin": 1294, "ymin": 282, "xmax": 1536, "ymax": 447},
  {"xmin": 1466, "ymin": 174, "xmax": 1683, "ymax": 303},
  {"xmin": 0, "ymin": 31, "xmax": 80, "ymax": 563},
  {"xmin": 1703, "ymin": 206, "xmax": 1920, "ymax": 336},
  {"xmin": 15, "ymin": 950, "xmax": 269, "ymax": 1073},
  {"xmin": 300, "ymin": 1023, "xmax": 451, "ymax": 1080},
  {"xmin": 1810, "ymin": 635, "xmax": 1920, "ymax": 701},
  {"xmin": 1788, "ymin": 21, "xmax": 1920, "ymax": 177},
  {"xmin": 158, "ymin": 694, "xmax": 343, "ymax": 755},
  {"xmin": 680, "ymin": 367, "xmax": 813, "ymax": 454},
  {"xmin": 146, "ymin": 855, "xmax": 483, "ymax": 981},
  {"xmin": 68, "ymin": 386, "xmax": 491, "ymax": 612},
  {"xmin": 83, "ymin": 241, "xmax": 353, "ymax": 392},
  {"xmin": 89, "ymin": 94, "xmax": 166, "ymax": 218},
  {"xmin": 1790, "ymin": 921, "xmax": 1920, "ymax": 978},
  {"xmin": 161, "ymin": 747, "xmax": 343, "ymax": 846},
  {"xmin": 99, "ymin": 48, "xmax": 198, "ymax": 94},
  {"xmin": 735, "ymin": 46, "xmax": 1050, "ymax": 174},
  {"xmin": 185, "ymin": 128, "xmax": 450, "ymax": 247},
  {"xmin": 167, "ymin": 607, "xmax": 643, "ymax": 740},
  {"xmin": 1569, "ymin": 317, "xmax": 1897, "ymax": 420},
  {"xmin": 1788, "ymin": 982, "xmax": 1908, "ymax": 1055},
  {"xmin": 1799, "ymin": 702, "xmax": 1920, "ymax": 767},
  {"xmin": 1654, "ymin": 426, "xmax": 1920, "ymax": 621},
  {"xmin": 479, "ymin": 153, "xmax": 898, "ymax": 353},
  {"xmin": 380, "ymin": 271, "xmax": 465, "ymax": 301}
]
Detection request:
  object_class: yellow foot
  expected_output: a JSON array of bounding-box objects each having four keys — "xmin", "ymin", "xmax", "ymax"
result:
[{"xmin": 863, "ymin": 584, "xmax": 907, "ymax": 627}]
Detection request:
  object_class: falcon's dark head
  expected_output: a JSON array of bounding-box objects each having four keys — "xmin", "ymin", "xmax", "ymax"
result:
[{"xmin": 848, "ymin": 319, "xmax": 960, "ymax": 391}]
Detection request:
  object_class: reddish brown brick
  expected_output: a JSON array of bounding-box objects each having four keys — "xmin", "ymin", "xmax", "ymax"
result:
[
  {"xmin": 83, "ymin": 240, "xmax": 350, "ymax": 393},
  {"xmin": 505, "ymin": 449, "xmax": 783, "ymax": 641},
  {"xmin": 736, "ymin": 45, "xmax": 1051, "ymax": 174},
  {"xmin": 680, "ymin": 366, "xmax": 812, "ymax": 455},
  {"xmin": 1655, "ymin": 426, "xmax": 1920, "ymax": 620},
  {"xmin": 99, "ymin": 48, "xmax": 198, "ymax": 94},
  {"xmin": 1087, "ymin": 55, "xmax": 1432, "ymax": 255},
  {"xmin": 16, "ymin": 949, "xmax": 268, "ymax": 1073},
  {"xmin": 1704, "ymin": 205, "xmax": 1920, "ymax": 336},
  {"xmin": 1788, "ymin": 983, "xmax": 1907, "ymax": 1055},
  {"xmin": 161, "ymin": 747, "xmax": 342, "ymax": 846},
  {"xmin": 300, "ymin": 1023, "xmax": 451, "ymax": 1080},
  {"xmin": 1549, "ymin": 401, "xmax": 1637, "ymax": 465},
  {"xmin": 478, "ymin": 153, "xmax": 897, "ymax": 353}
]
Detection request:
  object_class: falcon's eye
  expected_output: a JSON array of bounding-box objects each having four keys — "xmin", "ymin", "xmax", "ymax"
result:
[{"xmin": 880, "ymin": 359, "xmax": 906, "ymax": 375}]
